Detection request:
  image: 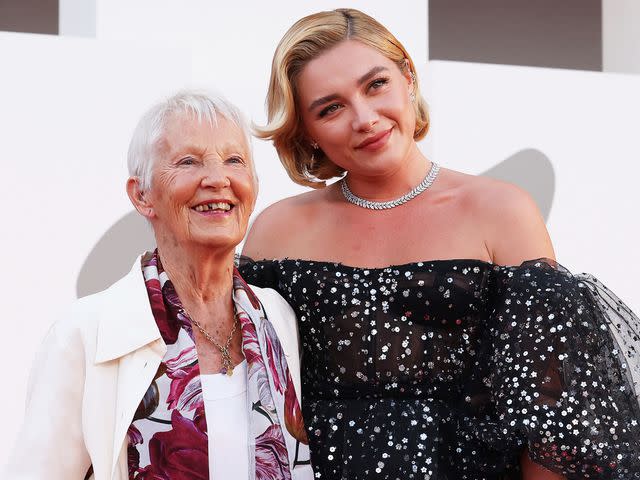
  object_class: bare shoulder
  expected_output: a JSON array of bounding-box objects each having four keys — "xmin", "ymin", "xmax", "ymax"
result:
[
  {"xmin": 462, "ymin": 173, "xmax": 536, "ymax": 217},
  {"xmin": 438, "ymin": 169, "xmax": 532, "ymax": 210},
  {"xmin": 442, "ymin": 169, "xmax": 555, "ymax": 265},
  {"xmin": 243, "ymin": 188, "xmax": 326, "ymax": 260}
]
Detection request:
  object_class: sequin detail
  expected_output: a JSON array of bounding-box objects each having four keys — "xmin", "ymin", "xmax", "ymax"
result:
[{"xmin": 240, "ymin": 258, "xmax": 640, "ymax": 479}]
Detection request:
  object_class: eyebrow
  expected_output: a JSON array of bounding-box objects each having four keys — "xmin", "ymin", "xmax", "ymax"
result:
[
  {"xmin": 357, "ymin": 66, "xmax": 388, "ymax": 86},
  {"xmin": 307, "ymin": 66, "xmax": 390, "ymax": 112},
  {"xmin": 308, "ymin": 94, "xmax": 339, "ymax": 112},
  {"xmin": 166, "ymin": 144, "xmax": 205, "ymax": 159}
]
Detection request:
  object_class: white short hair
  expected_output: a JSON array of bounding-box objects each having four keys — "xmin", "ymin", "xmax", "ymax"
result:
[{"xmin": 127, "ymin": 90, "xmax": 253, "ymax": 191}]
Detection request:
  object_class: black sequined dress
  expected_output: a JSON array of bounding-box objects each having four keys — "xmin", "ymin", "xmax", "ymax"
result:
[{"xmin": 239, "ymin": 258, "xmax": 640, "ymax": 479}]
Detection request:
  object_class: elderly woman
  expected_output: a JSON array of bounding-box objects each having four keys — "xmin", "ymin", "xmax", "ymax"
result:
[
  {"xmin": 240, "ymin": 8, "xmax": 640, "ymax": 480},
  {"xmin": 4, "ymin": 92, "xmax": 312, "ymax": 480}
]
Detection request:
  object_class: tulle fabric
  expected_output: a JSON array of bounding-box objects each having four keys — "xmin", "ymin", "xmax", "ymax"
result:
[{"xmin": 484, "ymin": 260, "xmax": 640, "ymax": 477}]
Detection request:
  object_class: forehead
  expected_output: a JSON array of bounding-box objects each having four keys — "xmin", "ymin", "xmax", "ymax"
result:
[
  {"xmin": 297, "ymin": 40, "xmax": 398, "ymax": 97},
  {"xmin": 157, "ymin": 112, "xmax": 250, "ymax": 159}
]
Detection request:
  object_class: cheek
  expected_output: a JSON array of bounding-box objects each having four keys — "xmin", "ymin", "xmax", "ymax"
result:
[
  {"xmin": 396, "ymin": 93, "xmax": 415, "ymax": 122},
  {"xmin": 304, "ymin": 112, "xmax": 348, "ymax": 146},
  {"xmin": 157, "ymin": 170, "xmax": 197, "ymax": 197},
  {"xmin": 233, "ymin": 174, "xmax": 257, "ymax": 209},
  {"xmin": 379, "ymin": 99, "xmax": 414, "ymax": 138},
  {"xmin": 319, "ymin": 123, "xmax": 351, "ymax": 149},
  {"xmin": 382, "ymin": 92, "xmax": 409, "ymax": 116}
]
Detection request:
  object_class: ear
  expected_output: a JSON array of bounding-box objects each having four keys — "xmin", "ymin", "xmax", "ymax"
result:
[{"xmin": 126, "ymin": 176, "xmax": 155, "ymax": 219}]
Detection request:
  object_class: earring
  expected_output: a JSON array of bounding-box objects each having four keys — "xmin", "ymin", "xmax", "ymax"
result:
[
  {"xmin": 409, "ymin": 71, "xmax": 417, "ymax": 102},
  {"xmin": 311, "ymin": 141, "xmax": 319, "ymax": 149},
  {"xmin": 310, "ymin": 141, "xmax": 319, "ymax": 165}
]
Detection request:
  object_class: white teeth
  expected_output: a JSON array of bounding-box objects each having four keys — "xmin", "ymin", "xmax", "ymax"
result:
[{"xmin": 194, "ymin": 202, "xmax": 232, "ymax": 212}]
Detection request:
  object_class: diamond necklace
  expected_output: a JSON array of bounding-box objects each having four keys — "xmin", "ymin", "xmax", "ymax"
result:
[
  {"xmin": 340, "ymin": 162, "xmax": 440, "ymax": 210},
  {"xmin": 188, "ymin": 310, "xmax": 240, "ymax": 376}
]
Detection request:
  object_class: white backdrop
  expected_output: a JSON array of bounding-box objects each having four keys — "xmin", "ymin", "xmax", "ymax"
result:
[{"xmin": 2, "ymin": 1, "xmax": 639, "ymax": 469}]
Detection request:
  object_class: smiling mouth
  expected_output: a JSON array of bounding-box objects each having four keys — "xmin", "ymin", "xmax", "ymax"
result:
[
  {"xmin": 356, "ymin": 128, "xmax": 393, "ymax": 150},
  {"xmin": 192, "ymin": 201, "xmax": 233, "ymax": 213}
]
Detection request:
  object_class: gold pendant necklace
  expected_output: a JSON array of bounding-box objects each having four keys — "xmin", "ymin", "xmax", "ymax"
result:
[{"xmin": 188, "ymin": 309, "xmax": 240, "ymax": 376}]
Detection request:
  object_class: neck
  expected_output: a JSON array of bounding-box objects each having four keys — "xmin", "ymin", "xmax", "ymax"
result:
[
  {"xmin": 345, "ymin": 143, "xmax": 430, "ymax": 201},
  {"xmin": 155, "ymin": 235, "xmax": 235, "ymax": 307}
]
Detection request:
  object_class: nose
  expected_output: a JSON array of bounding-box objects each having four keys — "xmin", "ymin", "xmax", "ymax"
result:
[
  {"xmin": 351, "ymin": 98, "xmax": 379, "ymax": 132},
  {"xmin": 200, "ymin": 162, "xmax": 231, "ymax": 189}
]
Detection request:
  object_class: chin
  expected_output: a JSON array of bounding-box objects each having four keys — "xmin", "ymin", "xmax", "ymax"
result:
[
  {"xmin": 352, "ymin": 147, "xmax": 405, "ymax": 171},
  {"xmin": 189, "ymin": 232, "xmax": 242, "ymax": 252},
  {"xmin": 353, "ymin": 158, "xmax": 404, "ymax": 177}
]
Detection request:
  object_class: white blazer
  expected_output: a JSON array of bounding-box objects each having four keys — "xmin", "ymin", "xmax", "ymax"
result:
[{"xmin": 3, "ymin": 258, "xmax": 302, "ymax": 480}]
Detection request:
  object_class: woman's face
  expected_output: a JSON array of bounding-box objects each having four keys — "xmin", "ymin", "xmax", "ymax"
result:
[
  {"xmin": 297, "ymin": 40, "xmax": 416, "ymax": 177},
  {"xmin": 144, "ymin": 114, "xmax": 256, "ymax": 251}
]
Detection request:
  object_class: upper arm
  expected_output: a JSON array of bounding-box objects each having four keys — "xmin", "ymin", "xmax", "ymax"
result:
[
  {"xmin": 243, "ymin": 206, "xmax": 279, "ymax": 260},
  {"xmin": 3, "ymin": 319, "xmax": 91, "ymax": 479},
  {"xmin": 482, "ymin": 183, "xmax": 555, "ymax": 266},
  {"xmin": 243, "ymin": 198, "xmax": 300, "ymax": 261},
  {"xmin": 521, "ymin": 450, "xmax": 565, "ymax": 479}
]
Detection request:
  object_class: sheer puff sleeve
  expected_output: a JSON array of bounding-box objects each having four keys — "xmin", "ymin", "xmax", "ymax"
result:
[
  {"xmin": 237, "ymin": 256, "xmax": 279, "ymax": 290},
  {"xmin": 489, "ymin": 259, "xmax": 640, "ymax": 478}
]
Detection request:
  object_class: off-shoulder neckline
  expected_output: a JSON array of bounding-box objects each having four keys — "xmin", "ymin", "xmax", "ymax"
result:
[
  {"xmin": 242, "ymin": 256, "xmax": 557, "ymax": 272},
  {"xmin": 245, "ymin": 257, "xmax": 496, "ymax": 271}
]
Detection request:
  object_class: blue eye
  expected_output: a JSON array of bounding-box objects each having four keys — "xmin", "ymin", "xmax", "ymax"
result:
[
  {"xmin": 227, "ymin": 155, "xmax": 245, "ymax": 165},
  {"xmin": 319, "ymin": 103, "xmax": 341, "ymax": 118},
  {"xmin": 369, "ymin": 77, "xmax": 389, "ymax": 90}
]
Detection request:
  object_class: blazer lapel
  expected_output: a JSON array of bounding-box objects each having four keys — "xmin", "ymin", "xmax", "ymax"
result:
[
  {"xmin": 95, "ymin": 257, "xmax": 164, "ymax": 364},
  {"xmin": 89, "ymin": 256, "xmax": 167, "ymax": 475},
  {"xmin": 111, "ymin": 339, "xmax": 165, "ymax": 474}
]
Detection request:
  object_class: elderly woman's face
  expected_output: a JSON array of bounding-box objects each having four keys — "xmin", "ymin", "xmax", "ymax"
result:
[{"xmin": 146, "ymin": 114, "xmax": 256, "ymax": 251}]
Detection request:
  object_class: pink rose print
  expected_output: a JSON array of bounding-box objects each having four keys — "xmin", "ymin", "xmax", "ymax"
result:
[
  {"xmin": 165, "ymin": 346, "xmax": 202, "ymax": 411},
  {"xmin": 138, "ymin": 410, "xmax": 209, "ymax": 480},
  {"xmin": 284, "ymin": 377, "xmax": 308, "ymax": 445},
  {"xmin": 255, "ymin": 424, "xmax": 292, "ymax": 480}
]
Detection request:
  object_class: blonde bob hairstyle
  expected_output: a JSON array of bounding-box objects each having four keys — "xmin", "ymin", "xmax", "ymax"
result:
[{"xmin": 255, "ymin": 8, "xmax": 430, "ymax": 188}]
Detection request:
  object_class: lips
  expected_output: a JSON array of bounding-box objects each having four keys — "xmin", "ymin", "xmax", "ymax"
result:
[{"xmin": 355, "ymin": 128, "xmax": 393, "ymax": 150}]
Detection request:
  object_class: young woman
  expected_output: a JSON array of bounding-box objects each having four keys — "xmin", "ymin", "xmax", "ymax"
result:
[{"xmin": 240, "ymin": 9, "xmax": 640, "ymax": 480}]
